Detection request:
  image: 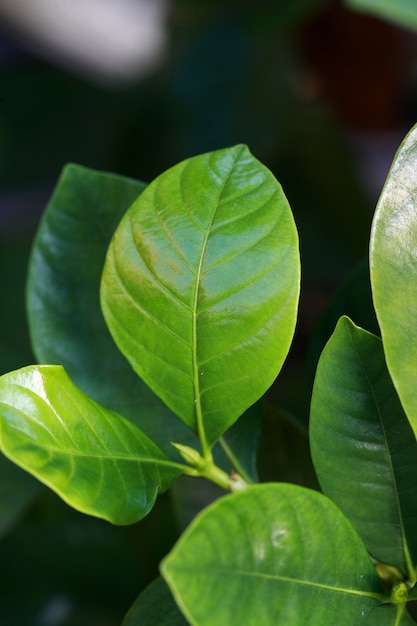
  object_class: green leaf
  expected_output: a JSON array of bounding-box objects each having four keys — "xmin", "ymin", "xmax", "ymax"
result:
[
  {"xmin": 0, "ymin": 365, "xmax": 182, "ymax": 525},
  {"xmin": 122, "ymin": 577, "xmax": 189, "ymax": 626},
  {"xmin": 27, "ymin": 163, "xmax": 196, "ymax": 457},
  {"xmin": 101, "ymin": 145, "xmax": 300, "ymax": 449},
  {"xmin": 161, "ymin": 483, "xmax": 385, "ymax": 625},
  {"xmin": 370, "ymin": 124, "xmax": 417, "ymax": 440},
  {"xmin": 310, "ymin": 316, "xmax": 417, "ymax": 580},
  {"xmin": 344, "ymin": 0, "xmax": 417, "ymax": 31}
]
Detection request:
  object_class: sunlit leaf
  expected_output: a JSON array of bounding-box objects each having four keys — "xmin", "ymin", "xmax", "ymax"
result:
[
  {"xmin": 370, "ymin": 124, "xmax": 417, "ymax": 440},
  {"xmin": 162, "ymin": 483, "xmax": 386, "ymax": 625},
  {"xmin": 0, "ymin": 365, "xmax": 182, "ymax": 525},
  {"xmin": 102, "ymin": 145, "xmax": 300, "ymax": 447}
]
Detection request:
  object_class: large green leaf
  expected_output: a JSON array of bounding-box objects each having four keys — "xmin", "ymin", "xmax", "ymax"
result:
[
  {"xmin": 310, "ymin": 316, "xmax": 417, "ymax": 580},
  {"xmin": 162, "ymin": 483, "xmax": 386, "ymax": 625},
  {"xmin": 345, "ymin": 0, "xmax": 417, "ymax": 31},
  {"xmin": 370, "ymin": 124, "xmax": 417, "ymax": 440},
  {"xmin": 26, "ymin": 163, "xmax": 196, "ymax": 456},
  {"xmin": 101, "ymin": 145, "xmax": 300, "ymax": 449},
  {"xmin": 0, "ymin": 365, "xmax": 182, "ymax": 525},
  {"xmin": 122, "ymin": 577, "xmax": 189, "ymax": 626}
]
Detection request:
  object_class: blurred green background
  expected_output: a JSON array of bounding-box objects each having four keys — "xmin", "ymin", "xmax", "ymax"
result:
[{"xmin": 1, "ymin": 0, "xmax": 417, "ymax": 623}]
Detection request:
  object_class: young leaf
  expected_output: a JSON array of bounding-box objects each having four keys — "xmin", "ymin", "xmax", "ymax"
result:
[
  {"xmin": 310, "ymin": 316, "xmax": 417, "ymax": 580},
  {"xmin": 101, "ymin": 145, "xmax": 300, "ymax": 449},
  {"xmin": 26, "ymin": 163, "xmax": 196, "ymax": 457},
  {"xmin": 161, "ymin": 483, "xmax": 385, "ymax": 625},
  {"xmin": 0, "ymin": 365, "xmax": 182, "ymax": 525},
  {"xmin": 370, "ymin": 124, "xmax": 417, "ymax": 440},
  {"xmin": 122, "ymin": 577, "xmax": 188, "ymax": 626}
]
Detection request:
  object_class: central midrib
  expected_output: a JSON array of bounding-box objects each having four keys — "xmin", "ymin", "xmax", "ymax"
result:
[{"xmin": 190, "ymin": 153, "xmax": 241, "ymax": 454}]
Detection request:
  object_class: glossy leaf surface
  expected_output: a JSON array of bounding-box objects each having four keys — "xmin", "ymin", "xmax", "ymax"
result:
[
  {"xmin": 122, "ymin": 577, "xmax": 188, "ymax": 626},
  {"xmin": 370, "ymin": 124, "xmax": 417, "ymax": 439},
  {"xmin": 102, "ymin": 145, "xmax": 300, "ymax": 447},
  {"xmin": 162, "ymin": 483, "xmax": 385, "ymax": 625},
  {"xmin": 0, "ymin": 365, "xmax": 181, "ymax": 525},
  {"xmin": 345, "ymin": 0, "xmax": 417, "ymax": 31},
  {"xmin": 310, "ymin": 317, "xmax": 417, "ymax": 579},
  {"xmin": 27, "ymin": 163, "xmax": 196, "ymax": 456}
]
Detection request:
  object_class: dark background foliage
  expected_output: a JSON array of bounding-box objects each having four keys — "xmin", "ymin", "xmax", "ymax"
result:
[{"xmin": 1, "ymin": 1, "xmax": 416, "ymax": 623}]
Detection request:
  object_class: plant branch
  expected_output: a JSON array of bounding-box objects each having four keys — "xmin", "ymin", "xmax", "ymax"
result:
[{"xmin": 171, "ymin": 442, "xmax": 249, "ymax": 491}]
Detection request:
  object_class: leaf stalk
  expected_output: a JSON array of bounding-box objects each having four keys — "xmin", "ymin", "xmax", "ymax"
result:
[{"xmin": 171, "ymin": 442, "xmax": 248, "ymax": 492}]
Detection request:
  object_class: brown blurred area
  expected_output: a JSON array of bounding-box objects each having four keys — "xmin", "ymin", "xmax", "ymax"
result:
[{"xmin": 302, "ymin": 2, "xmax": 410, "ymax": 130}]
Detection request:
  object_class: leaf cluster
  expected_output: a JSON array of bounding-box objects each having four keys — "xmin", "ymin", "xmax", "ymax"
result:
[{"xmin": 1, "ymin": 126, "xmax": 417, "ymax": 624}]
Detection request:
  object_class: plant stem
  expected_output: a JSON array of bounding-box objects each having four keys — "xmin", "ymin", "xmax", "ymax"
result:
[
  {"xmin": 201, "ymin": 460, "xmax": 233, "ymax": 490},
  {"xmin": 394, "ymin": 602, "xmax": 406, "ymax": 626},
  {"xmin": 171, "ymin": 442, "xmax": 249, "ymax": 491}
]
